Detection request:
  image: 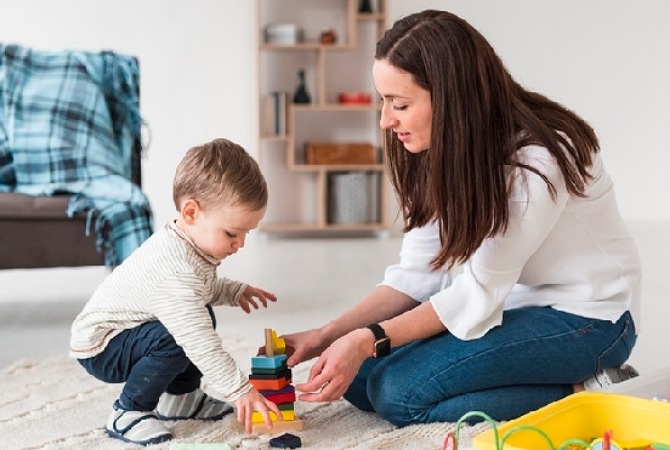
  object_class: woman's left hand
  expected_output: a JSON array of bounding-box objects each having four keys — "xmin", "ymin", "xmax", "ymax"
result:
[{"xmin": 294, "ymin": 328, "xmax": 372, "ymax": 402}]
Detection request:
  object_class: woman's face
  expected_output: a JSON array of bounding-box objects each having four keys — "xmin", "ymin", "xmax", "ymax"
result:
[{"xmin": 373, "ymin": 59, "xmax": 432, "ymax": 153}]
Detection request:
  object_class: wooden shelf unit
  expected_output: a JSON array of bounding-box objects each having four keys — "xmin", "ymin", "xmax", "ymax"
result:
[{"xmin": 256, "ymin": 0, "xmax": 392, "ymax": 233}]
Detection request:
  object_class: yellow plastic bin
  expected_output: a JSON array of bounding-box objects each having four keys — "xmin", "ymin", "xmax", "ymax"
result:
[{"xmin": 473, "ymin": 392, "xmax": 670, "ymax": 450}]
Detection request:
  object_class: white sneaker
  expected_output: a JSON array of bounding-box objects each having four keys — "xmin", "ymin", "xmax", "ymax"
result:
[
  {"xmin": 155, "ymin": 388, "xmax": 233, "ymax": 421},
  {"xmin": 105, "ymin": 401, "xmax": 172, "ymax": 446},
  {"xmin": 583, "ymin": 364, "xmax": 639, "ymax": 391}
]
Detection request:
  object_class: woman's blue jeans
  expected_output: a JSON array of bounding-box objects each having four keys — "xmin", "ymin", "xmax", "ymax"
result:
[
  {"xmin": 344, "ymin": 307, "xmax": 636, "ymax": 426},
  {"xmin": 78, "ymin": 306, "xmax": 216, "ymax": 411}
]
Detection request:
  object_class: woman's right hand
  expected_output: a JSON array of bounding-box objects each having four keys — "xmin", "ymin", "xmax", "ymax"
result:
[{"xmin": 281, "ymin": 327, "xmax": 331, "ymax": 367}]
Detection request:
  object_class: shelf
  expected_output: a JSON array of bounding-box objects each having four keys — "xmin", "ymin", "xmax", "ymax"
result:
[
  {"xmin": 293, "ymin": 103, "xmax": 380, "ymax": 111},
  {"xmin": 290, "ymin": 164, "xmax": 384, "ymax": 172},
  {"xmin": 260, "ymin": 222, "xmax": 388, "ymax": 233},
  {"xmin": 257, "ymin": 0, "xmax": 391, "ymax": 234},
  {"xmin": 260, "ymin": 43, "xmax": 355, "ymax": 51},
  {"xmin": 357, "ymin": 12, "xmax": 385, "ymax": 22},
  {"xmin": 260, "ymin": 134, "xmax": 289, "ymax": 141}
]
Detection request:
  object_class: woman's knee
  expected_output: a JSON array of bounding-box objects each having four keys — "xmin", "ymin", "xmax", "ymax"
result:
[
  {"xmin": 343, "ymin": 361, "xmax": 419, "ymax": 423},
  {"xmin": 366, "ymin": 371, "xmax": 429, "ymax": 427},
  {"xmin": 357, "ymin": 345, "xmax": 446, "ymax": 426},
  {"xmin": 343, "ymin": 372, "xmax": 376, "ymax": 412},
  {"xmin": 372, "ymin": 395, "xmax": 427, "ymax": 427}
]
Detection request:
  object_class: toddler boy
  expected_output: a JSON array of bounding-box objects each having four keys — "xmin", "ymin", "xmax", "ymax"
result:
[{"xmin": 70, "ymin": 138, "xmax": 282, "ymax": 445}]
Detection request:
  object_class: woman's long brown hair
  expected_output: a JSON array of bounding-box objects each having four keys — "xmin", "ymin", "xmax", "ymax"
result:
[{"xmin": 377, "ymin": 10, "xmax": 599, "ymax": 269}]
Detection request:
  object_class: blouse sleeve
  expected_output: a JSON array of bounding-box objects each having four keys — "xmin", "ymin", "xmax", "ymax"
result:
[
  {"xmin": 380, "ymin": 220, "xmax": 452, "ymax": 302},
  {"xmin": 430, "ymin": 147, "xmax": 570, "ymax": 340}
]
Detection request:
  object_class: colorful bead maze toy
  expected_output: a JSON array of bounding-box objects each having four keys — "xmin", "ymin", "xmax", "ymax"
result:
[
  {"xmin": 471, "ymin": 392, "xmax": 670, "ymax": 450},
  {"xmin": 248, "ymin": 329, "xmax": 303, "ymax": 434}
]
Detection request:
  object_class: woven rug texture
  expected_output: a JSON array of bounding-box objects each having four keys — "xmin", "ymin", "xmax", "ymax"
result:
[{"xmin": 0, "ymin": 336, "xmax": 492, "ymax": 449}]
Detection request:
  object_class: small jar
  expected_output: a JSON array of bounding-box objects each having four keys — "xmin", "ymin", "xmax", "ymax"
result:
[{"xmin": 319, "ymin": 29, "xmax": 337, "ymax": 45}]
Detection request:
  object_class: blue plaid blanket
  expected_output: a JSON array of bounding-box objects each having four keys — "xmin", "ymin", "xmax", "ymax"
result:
[{"xmin": 0, "ymin": 44, "xmax": 153, "ymax": 268}]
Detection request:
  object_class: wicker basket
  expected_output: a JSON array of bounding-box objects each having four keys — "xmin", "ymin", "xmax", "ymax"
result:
[{"xmin": 305, "ymin": 142, "xmax": 376, "ymax": 165}]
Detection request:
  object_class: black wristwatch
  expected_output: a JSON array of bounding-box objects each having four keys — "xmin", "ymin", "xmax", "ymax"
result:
[{"xmin": 366, "ymin": 323, "xmax": 390, "ymax": 358}]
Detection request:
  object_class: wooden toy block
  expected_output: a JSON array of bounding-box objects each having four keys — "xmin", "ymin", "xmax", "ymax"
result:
[
  {"xmin": 265, "ymin": 328, "xmax": 275, "ymax": 356},
  {"xmin": 260, "ymin": 385, "xmax": 295, "ymax": 396},
  {"xmin": 251, "ymin": 419, "xmax": 303, "ymax": 435},
  {"xmin": 249, "ymin": 368, "xmax": 292, "ymax": 380},
  {"xmin": 251, "ymin": 409, "xmax": 295, "ymax": 423},
  {"xmin": 251, "ymin": 365, "xmax": 288, "ymax": 375},
  {"xmin": 249, "ymin": 376, "xmax": 291, "ymax": 391},
  {"xmin": 271, "ymin": 329, "xmax": 286, "ymax": 354},
  {"xmin": 231, "ymin": 417, "xmax": 303, "ymax": 434},
  {"xmin": 260, "ymin": 385, "xmax": 296, "ymax": 405},
  {"xmin": 269, "ymin": 433, "xmax": 302, "ymax": 449},
  {"xmin": 243, "ymin": 329, "xmax": 303, "ymax": 436},
  {"xmin": 263, "ymin": 391, "xmax": 296, "ymax": 405},
  {"xmin": 251, "ymin": 354, "xmax": 287, "ymax": 370},
  {"xmin": 265, "ymin": 328, "xmax": 286, "ymax": 356},
  {"xmin": 264, "ymin": 328, "xmax": 286, "ymax": 356}
]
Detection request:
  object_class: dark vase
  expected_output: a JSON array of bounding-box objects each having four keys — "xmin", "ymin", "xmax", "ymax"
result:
[
  {"xmin": 359, "ymin": 0, "xmax": 373, "ymax": 13},
  {"xmin": 293, "ymin": 69, "xmax": 311, "ymax": 104}
]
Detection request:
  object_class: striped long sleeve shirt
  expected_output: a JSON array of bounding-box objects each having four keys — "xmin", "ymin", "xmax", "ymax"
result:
[{"xmin": 70, "ymin": 221, "xmax": 252, "ymax": 402}]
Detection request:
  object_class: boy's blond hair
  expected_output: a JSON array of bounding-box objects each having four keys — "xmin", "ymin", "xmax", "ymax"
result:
[{"xmin": 173, "ymin": 138, "xmax": 267, "ymax": 211}]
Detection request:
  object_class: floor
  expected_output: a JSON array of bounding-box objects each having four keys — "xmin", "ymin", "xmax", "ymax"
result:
[
  {"xmin": 0, "ymin": 233, "xmax": 402, "ymax": 369},
  {"xmin": 1, "ymin": 221, "xmax": 669, "ymax": 376}
]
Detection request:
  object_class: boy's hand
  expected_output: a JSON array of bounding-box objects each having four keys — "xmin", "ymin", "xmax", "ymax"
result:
[
  {"xmin": 234, "ymin": 387, "xmax": 283, "ymax": 433},
  {"xmin": 240, "ymin": 285, "xmax": 277, "ymax": 313}
]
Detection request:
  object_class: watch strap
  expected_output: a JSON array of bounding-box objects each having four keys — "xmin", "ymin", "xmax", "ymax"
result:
[
  {"xmin": 366, "ymin": 323, "xmax": 387, "ymax": 340},
  {"xmin": 366, "ymin": 323, "xmax": 390, "ymax": 358}
]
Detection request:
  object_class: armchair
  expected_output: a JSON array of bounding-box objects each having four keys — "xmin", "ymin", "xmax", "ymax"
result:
[{"xmin": 0, "ymin": 44, "xmax": 152, "ymax": 270}]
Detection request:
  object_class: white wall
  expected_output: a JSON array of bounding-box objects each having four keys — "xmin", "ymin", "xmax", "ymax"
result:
[
  {"xmin": 388, "ymin": 0, "xmax": 670, "ymax": 221},
  {"xmin": 1, "ymin": 0, "xmax": 257, "ymax": 231},
  {"xmin": 2, "ymin": 0, "xmax": 667, "ymax": 226},
  {"xmin": 1, "ymin": 0, "xmax": 668, "ymax": 300}
]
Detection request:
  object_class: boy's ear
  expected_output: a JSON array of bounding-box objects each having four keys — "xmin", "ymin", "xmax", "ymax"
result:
[{"xmin": 179, "ymin": 199, "xmax": 199, "ymax": 225}]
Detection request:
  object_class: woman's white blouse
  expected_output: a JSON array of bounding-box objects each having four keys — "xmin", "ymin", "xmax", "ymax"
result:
[{"xmin": 381, "ymin": 146, "xmax": 641, "ymax": 340}]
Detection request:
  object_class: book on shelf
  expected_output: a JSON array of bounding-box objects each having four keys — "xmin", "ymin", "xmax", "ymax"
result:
[{"xmin": 261, "ymin": 91, "xmax": 288, "ymax": 136}]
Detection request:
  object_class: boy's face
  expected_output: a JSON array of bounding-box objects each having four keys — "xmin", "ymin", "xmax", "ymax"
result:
[{"xmin": 182, "ymin": 201, "xmax": 266, "ymax": 260}]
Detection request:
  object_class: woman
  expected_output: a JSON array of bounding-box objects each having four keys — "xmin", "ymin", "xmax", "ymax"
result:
[{"xmin": 284, "ymin": 9, "xmax": 641, "ymax": 425}]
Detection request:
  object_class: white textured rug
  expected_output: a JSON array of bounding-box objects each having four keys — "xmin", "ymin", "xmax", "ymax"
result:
[{"xmin": 0, "ymin": 336, "xmax": 492, "ymax": 450}]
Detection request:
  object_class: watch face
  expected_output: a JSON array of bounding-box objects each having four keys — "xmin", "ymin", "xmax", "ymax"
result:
[{"xmin": 374, "ymin": 337, "xmax": 391, "ymax": 358}]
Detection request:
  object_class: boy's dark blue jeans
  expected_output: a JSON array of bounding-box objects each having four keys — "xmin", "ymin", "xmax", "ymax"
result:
[{"xmin": 79, "ymin": 305, "xmax": 216, "ymax": 411}]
